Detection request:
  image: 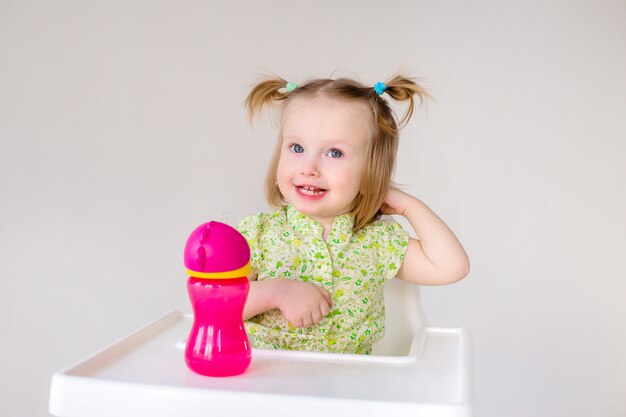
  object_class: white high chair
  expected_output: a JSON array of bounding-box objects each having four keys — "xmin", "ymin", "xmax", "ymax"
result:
[{"xmin": 49, "ymin": 278, "xmax": 473, "ymax": 417}]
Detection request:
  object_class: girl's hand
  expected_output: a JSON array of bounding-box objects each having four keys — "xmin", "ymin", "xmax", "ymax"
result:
[
  {"xmin": 274, "ymin": 279, "xmax": 332, "ymax": 328},
  {"xmin": 380, "ymin": 188, "xmax": 415, "ymax": 217}
]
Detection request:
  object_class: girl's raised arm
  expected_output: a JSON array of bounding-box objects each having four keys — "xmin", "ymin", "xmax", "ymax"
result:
[{"xmin": 381, "ymin": 188, "xmax": 470, "ymax": 285}]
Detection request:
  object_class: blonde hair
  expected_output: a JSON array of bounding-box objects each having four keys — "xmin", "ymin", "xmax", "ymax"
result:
[{"xmin": 245, "ymin": 73, "xmax": 429, "ymax": 231}]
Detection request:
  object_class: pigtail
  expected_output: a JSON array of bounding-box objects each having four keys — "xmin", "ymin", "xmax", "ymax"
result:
[
  {"xmin": 245, "ymin": 76, "xmax": 291, "ymax": 122},
  {"xmin": 383, "ymin": 74, "xmax": 431, "ymax": 128},
  {"xmin": 354, "ymin": 73, "xmax": 430, "ymax": 230}
]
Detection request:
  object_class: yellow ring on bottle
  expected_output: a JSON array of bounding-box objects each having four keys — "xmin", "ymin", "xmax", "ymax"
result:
[{"xmin": 186, "ymin": 262, "xmax": 251, "ymax": 279}]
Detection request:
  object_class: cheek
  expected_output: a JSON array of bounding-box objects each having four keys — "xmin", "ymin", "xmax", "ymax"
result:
[
  {"xmin": 275, "ymin": 155, "xmax": 294, "ymax": 188},
  {"xmin": 275, "ymin": 152, "xmax": 289, "ymax": 176},
  {"xmin": 349, "ymin": 170, "xmax": 364, "ymax": 193},
  {"xmin": 333, "ymin": 162, "xmax": 363, "ymax": 193},
  {"xmin": 351, "ymin": 163, "xmax": 366, "ymax": 194}
]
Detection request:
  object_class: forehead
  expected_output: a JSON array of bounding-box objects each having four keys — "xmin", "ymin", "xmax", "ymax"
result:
[{"xmin": 281, "ymin": 96, "xmax": 372, "ymax": 144}]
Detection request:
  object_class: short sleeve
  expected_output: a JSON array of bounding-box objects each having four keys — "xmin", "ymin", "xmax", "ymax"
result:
[
  {"xmin": 236, "ymin": 214, "xmax": 262, "ymax": 274},
  {"xmin": 370, "ymin": 219, "xmax": 410, "ymax": 280}
]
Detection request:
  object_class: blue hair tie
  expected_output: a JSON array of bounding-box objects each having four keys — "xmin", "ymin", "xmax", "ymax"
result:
[
  {"xmin": 286, "ymin": 82, "xmax": 299, "ymax": 92},
  {"xmin": 373, "ymin": 81, "xmax": 387, "ymax": 95}
]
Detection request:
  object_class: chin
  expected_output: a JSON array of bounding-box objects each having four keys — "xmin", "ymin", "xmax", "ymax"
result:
[
  {"xmin": 291, "ymin": 204, "xmax": 314, "ymax": 215},
  {"xmin": 291, "ymin": 203, "xmax": 324, "ymax": 218}
]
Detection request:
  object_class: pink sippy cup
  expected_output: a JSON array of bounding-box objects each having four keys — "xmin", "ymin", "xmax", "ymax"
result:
[{"xmin": 183, "ymin": 221, "xmax": 252, "ymax": 377}]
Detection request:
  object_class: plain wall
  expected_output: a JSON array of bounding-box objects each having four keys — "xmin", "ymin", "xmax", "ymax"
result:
[{"xmin": 1, "ymin": 1, "xmax": 625, "ymax": 416}]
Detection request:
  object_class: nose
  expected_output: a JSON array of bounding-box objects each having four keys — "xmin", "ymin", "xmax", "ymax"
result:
[{"xmin": 300, "ymin": 156, "xmax": 320, "ymax": 177}]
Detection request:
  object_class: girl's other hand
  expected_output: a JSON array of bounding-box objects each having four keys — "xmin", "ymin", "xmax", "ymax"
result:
[
  {"xmin": 275, "ymin": 279, "xmax": 332, "ymax": 328},
  {"xmin": 380, "ymin": 187, "xmax": 415, "ymax": 217}
]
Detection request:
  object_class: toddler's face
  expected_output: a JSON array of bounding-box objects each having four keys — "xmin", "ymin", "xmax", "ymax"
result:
[{"xmin": 276, "ymin": 96, "xmax": 371, "ymax": 230}]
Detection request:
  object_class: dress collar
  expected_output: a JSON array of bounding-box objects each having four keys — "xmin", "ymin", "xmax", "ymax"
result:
[{"xmin": 285, "ymin": 205, "xmax": 354, "ymax": 241}]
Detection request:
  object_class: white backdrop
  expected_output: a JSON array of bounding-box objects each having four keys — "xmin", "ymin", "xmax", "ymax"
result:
[{"xmin": 1, "ymin": 1, "xmax": 625, "ymax": 416}]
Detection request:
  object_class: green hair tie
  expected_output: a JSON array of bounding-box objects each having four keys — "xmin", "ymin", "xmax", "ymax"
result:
[{"xmin": 286, "ymin": 82, "xmax": 299, "ymax": 92}]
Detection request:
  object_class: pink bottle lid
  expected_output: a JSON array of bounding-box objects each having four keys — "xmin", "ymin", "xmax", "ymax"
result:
[{"xmin": 184, "ymin": 221, "xmax": 251, "ymax": 279}]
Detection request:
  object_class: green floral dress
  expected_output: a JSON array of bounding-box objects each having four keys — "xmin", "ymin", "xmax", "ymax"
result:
[{"xmin": 236, "ymin": 205, "xmax": 409, "ymax": 354}]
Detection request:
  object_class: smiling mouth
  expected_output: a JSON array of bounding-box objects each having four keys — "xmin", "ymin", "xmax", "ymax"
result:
[{"xmin": 297, "ymin": 185, "xmax": 327, "ymax": 196}]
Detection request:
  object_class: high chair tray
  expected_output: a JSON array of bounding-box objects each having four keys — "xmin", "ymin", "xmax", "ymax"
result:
[{"xmin": 49, "ymin": 311, "xmax": 473, "ymax": 417}]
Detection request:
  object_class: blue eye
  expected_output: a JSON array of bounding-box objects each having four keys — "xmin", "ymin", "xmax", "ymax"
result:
[
  {"xmin": 290, "ymin": 144, "xmax": 304, "ymax": 153},
  {"xmin": 328, "ymin": 149, "xmax": 343, "ymax": 158}
]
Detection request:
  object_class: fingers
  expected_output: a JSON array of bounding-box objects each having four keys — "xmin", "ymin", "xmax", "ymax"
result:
[
  {"xmin": 279, "ymin": 281, "xmax": 334, "ymax": 328},
  {"xmin": 288, "ymin": 300, "xmax": 332, "ymax": 328},
  {"xmin": 320, "ymin": 300, "xmax": 330, "ymax": 317},
  {"xmin": 291, "ymin": 307, "xmax": 326, "ymax": 328},
  {"xmin": 311, "ymin": 284, "xmax": 332, "ymax": 306}
]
